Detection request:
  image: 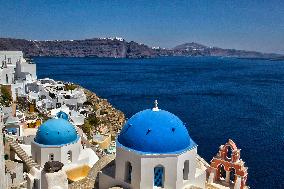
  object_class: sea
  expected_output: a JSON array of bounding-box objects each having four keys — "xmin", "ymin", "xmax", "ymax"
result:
[{"xmin": 34, "ymin": 56, "xmax": 284, "ymax": 189}]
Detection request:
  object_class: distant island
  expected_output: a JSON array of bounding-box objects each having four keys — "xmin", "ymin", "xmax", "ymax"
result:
[{"xmin": 0, "ymin": 37, "xmax": 282, "ymax": 59}]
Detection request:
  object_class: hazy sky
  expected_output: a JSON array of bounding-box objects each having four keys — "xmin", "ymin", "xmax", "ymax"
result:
[{"xmin": 0, "ymin": 0, "xmax": 283, "ymax": 54}]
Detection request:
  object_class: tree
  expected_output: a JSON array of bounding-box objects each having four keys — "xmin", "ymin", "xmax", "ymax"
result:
[
  {"xmin": 87, "ymin": 114, "xmax": 100, "ymax": 125},
  {"xmin": 81, "ymin": 115, "xmax": 100, "ymax": 139},
  {"xmin": 81, "ymin": 120, "xmax": 92, "ymax": 139},
  {"xmin": 64, "ymin": 84, "xmax": 77, "ymax": 91},
  {"xmin": 0, "ymin": 85, "xmax": 12, "ymax": 106}
]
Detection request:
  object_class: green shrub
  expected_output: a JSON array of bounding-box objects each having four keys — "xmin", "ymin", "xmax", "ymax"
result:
[
  {"xmin": 64, "ymin": 84, "xmax": 77, "ymax": 91},
  {"xmin": 0, "ymin": 85, "xmax": 12, "ymax": 106}
]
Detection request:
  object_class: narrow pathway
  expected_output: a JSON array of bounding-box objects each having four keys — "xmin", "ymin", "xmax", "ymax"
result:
[{"xmin": 69, "ymin": 154, "xmax": 115, "ymax": 189}]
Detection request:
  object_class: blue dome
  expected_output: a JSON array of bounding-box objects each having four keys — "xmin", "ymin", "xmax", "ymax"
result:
[
  {"xmin": 117, "ymin": 109, "xmax": 197, "ymax": 154},
  {"xmin": 56, "ymin": 111, "xmax": 69, "ymax": 120},
  {"xmin": 34, "ymin": 118, "xmax": 78, "ymax": 146}
]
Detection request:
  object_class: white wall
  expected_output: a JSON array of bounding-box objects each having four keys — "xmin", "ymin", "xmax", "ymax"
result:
[
  {"xmin": 0, "ymin": 51, "xmax": 23, "ymax": 85},
  {"xmin": 41, "ymin": 170, "xmax": 68, "ymax": 189},
  {"xmin": 16, "ymin": 61, "xmax": 37, "ymax": 81},
  {"xmin": 176, "ymin": 148, "xmax": 198, "ymax": 188},
  {"xmin": 0, "ymin": 66, "xmax": 15, "ymax": 84},
  {"xmin": 112, "ymin": 146, "xmax": 206, "ymax": 189},
  {"xmin": 11, "ymin": 82, "xmax": 25, "ymax": 101},
  {"xmin": 31, "ymin": 139, "xmax": 82, "ymax": 167},
  {"xmin": 140, "ymin": 154, "xmax": 178, "ymax": 189},
  {"xmin": 0, "ymin": 51, "xmax": 23, "ymax": 66},
  {"xmin": 6, "ymin": 162, "xmax": 24, "ymax": 187},
  {"xmin": 115, "ymin": 146, "xmax": 142, "ymax": 189}
]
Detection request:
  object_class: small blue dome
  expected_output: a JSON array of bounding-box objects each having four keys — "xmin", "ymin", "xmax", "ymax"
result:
[
  {"xmin": 34, "ymin": 118, "xmax": 78, "ymax": 146},
  {"xmin": 117, "ymin": 109, "xmax": 197, "ymax": 154},
  {"xmin": 56, "ymin": 111, "xmax": 69, "ymax": 120}
]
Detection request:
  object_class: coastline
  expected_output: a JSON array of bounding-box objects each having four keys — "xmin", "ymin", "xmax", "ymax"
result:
[{"xmin": 1, "ymin": 37, "xmax": 282, "ymax": 59}]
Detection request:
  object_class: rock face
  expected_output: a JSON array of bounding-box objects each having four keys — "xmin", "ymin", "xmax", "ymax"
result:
[
  {"xmin": 0, "ymin": 38, "xmax": 282, "ymax": 59},
  {"xmin": 43, "ymin": 161, "xmax": 64, "ymax": 173},
  {"xmin": 0, "ymin": 38, "xmax": 158, "ymax": 58},
  {"xmin": 83, "ymin": 87, "xmax": 125, "ymax": 137},
  {"xmin": 172, "ymin": 42, "xmax": 282, "ymax": 58}
]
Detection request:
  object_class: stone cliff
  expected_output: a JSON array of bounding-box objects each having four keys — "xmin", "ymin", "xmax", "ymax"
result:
[
  {"xmin": 0, "ymin": 38, "xmax": 158, "ymax": 58},
  {"xmin": 0, "ymin": 38, "xmax": 282, "ymax": 59}
]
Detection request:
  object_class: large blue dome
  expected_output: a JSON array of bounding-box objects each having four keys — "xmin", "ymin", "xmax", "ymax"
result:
[
  {"xmin": 117, "ymin": 109, "xmax": 197, "ymax": 154},
  {"xmin": 34, "ymin": 118, "xmax": 79, "ymax": 146}
]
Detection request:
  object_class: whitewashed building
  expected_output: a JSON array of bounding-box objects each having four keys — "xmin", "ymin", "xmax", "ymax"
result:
[
  {"xmin": 0, "ymin": 51, "xmax": 37, "ymax": 100},
  {"xmin": 29, "ymin": 113, "xmax": 98, "ymax": 168},
  {"xmin": 26, "ymin": 78, "xmax": 86, "ymax": 112},
  {"xmin": 27, "ymin": 113, "xmax": 98, "ymax": 188},
  {"xmin": 99, "ymin": 101, "xmax": 206, "ymax": 189}
]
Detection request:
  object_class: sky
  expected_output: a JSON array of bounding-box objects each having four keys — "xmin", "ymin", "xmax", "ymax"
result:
[{"xmin": 0, "ymin": 0, "xmax": 283, "ymax": 54}]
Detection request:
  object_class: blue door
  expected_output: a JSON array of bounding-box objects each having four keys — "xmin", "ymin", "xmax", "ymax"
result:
[{"xmin": 154, "ymin": 166, "xmax": 164, "ymax": 187}]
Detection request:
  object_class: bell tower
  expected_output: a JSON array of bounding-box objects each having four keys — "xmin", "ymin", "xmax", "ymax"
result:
[{"xmin": 207, "ymin": 139, "xmax": 248, "ymax": 189}]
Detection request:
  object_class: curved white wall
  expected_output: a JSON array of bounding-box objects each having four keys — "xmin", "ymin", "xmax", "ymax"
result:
[{"xmin": 31, "ymin": 139, "xmax": 82, "ymax": 167}]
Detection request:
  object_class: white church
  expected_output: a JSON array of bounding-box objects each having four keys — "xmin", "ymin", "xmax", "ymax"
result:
[
  {"xmin": 26, "ymin": 112, "xmax": 99, "ymax": 189},
  {"xmin": 98, "ymin": 101, "xmax": 207, "ymax": 189}
]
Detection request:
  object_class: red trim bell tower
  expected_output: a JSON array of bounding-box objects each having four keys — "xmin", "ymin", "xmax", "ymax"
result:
[{"xmin": 208, "ymin": 139, "xmax": 248, "ymax": 189}]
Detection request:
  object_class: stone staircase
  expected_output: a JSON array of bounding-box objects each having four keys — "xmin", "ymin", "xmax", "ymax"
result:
[{"xmin": 6, "ymin": 137, "xmax": 40, "ymax": 171}]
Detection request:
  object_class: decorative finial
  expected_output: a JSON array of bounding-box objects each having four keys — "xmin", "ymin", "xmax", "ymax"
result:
[{"xmin": 152, "ymin": 100, "xmax": 159, "ymax": 111}]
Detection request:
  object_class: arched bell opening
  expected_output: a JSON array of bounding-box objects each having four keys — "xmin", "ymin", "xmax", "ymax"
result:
[{"xmin": 218, "ymin": 164, "xmax": 226, "ymax": 181}]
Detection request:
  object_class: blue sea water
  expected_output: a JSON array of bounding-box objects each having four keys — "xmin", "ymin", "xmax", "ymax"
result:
[{"xmin": 34, "ymin": 56, "xmax": 284, "ymax": 188}]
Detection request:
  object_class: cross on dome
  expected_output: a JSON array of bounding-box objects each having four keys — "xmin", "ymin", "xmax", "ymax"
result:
[{"xmin": 152, "ymin": 100, "xmax": 159, "ymax": 111}]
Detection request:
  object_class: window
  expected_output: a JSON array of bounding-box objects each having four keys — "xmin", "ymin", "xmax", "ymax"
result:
[
  {"xmin": 33, "ymin": 179, "xmax": 39, "ymax": 188},
  {"xmin": 154, "ymin": 166, "xmax": 164, "ymax": 187},
  {"xmin": 218, "ymin": 164, "xmax": 226, "ymax": 180},
  {"xmin": 226, "ymin": 146, "xmax": 233, "ymax": 159},
  {"xmin": 230, "ymin": 168, "xmax": 236, "ymax": 183},
  {"xmin": 183, "ymin": 160, "xmax": 189, "ymax": 180},
  {"xmin": 67, "ymin": 151, "xmax": 72, "ymax": 163},
  {"xmin": 125, "ymin": 161, "xmax": 132, "ymax": 183},
  {"xmin": 49, "ymin": 154, "xmax": 54, "ymax": 161}
]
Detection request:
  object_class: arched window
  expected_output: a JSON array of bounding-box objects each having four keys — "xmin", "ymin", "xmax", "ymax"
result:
[
  {"xmin": 125, "ymin": 161, "xmax": 132, "ymax": 183},
  {"xmin": 229, "ymin": 168, "xmax": 236, "ymax": 183},
  {"xmin": 49, "ymin": 154, "xmax": 54, "ymax": 161},
  {"xmin": 154, "ymin": 166, "xmax": 164, "ymax": 187},
  {"xmin": 6, "ymin": 74, "xmax": 8, "ymax": 84},
  {"xmin": 218, "ymin": 164, "xmax": 226, "ymax": 180},
  {"xmin": 67, "ymin": 151, "xmax": 72, "ymax": 163},
  {"xmin": 183, "ymin": 160, "xmax": 189, "ymax": 180},
  {"xmin": 226, "ymin": 146, "xmax": 233, "ymax": 160}
]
